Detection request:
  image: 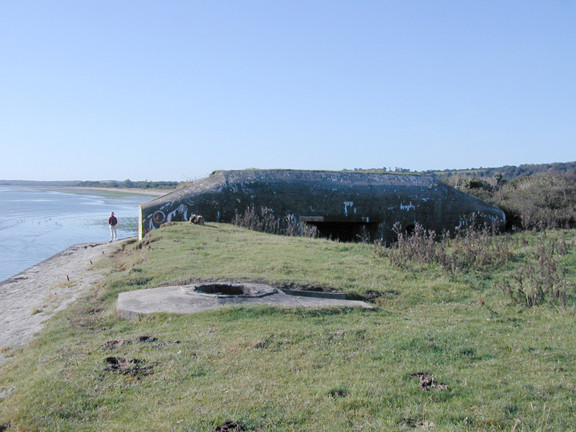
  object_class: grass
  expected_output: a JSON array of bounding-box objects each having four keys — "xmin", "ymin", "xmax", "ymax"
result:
[{"xmin": 1, "ymin": 223, "xmax": 576, "ymax": 431}]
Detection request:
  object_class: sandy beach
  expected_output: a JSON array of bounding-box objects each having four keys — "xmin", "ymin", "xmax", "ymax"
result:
[
  {"xmin": 0, "ymin": 240, "xmax": 123, "ymax": 363},
  {"xmin": 62, "ymin": 186, "xmax": 168, "ymax": 197}
]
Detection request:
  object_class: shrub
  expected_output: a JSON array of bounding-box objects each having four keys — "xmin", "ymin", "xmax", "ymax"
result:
[
  {"xmin": 493, "ymin": 174, "xmax": 576, "ymax": 230},
  {"xmin": 443, "ymin": 173, "xmax": 576, "ymax": 231}
]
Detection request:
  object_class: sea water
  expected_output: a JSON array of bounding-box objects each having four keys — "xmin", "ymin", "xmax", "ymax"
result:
[{"xmin": 0, "ymin": 186, "xmax": 153, "ymax": 282}]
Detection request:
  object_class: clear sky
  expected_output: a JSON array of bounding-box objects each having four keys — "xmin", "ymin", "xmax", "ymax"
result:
[{"xmin": 1, "ymin": 1, "xmax": 575, "ymax": 181}]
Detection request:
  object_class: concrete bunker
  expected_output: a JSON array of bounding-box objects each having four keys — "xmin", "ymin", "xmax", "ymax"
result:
[
  {"xmin": 184, "ymin": 282, "xmax": 276, "ymax": 298},
  {"xmin": 116, "ymin": 283, "xmax": 374, "ymax": 318},
  {"xmin": 139, "ymin": 169, "xmax": 505, "ymax": 242}
]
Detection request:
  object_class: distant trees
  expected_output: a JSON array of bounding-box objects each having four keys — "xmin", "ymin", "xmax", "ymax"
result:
[
  {"xmin": 343, "ymin": 167, "xmax": 413, "ymax": 174},
  {"xmin": 75, "ymin": 179, "xmax": 179, "ymax": 190},
  {"xmin": 432, "ymin": 161, "xmax": 576, "ymax": 180},
  {"xmin": 347, "ymin": 161, "xmax": 576, "ymax": 179}
]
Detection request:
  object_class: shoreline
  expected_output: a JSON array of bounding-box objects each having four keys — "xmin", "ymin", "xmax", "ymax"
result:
[
  {"xmin": 1, "ymin": 184, "xmax": 170, "ymax": 197},
  {"xmin": 0, "ymin": 186, "xmax": 151, "ymax": 282},
  {"xmin": 0, "ymin": 240, "xmax": 125, "ymax": 363},
  {"xmin": 61, "ymin": 186, "xmax": 169, "ymax": 197}
]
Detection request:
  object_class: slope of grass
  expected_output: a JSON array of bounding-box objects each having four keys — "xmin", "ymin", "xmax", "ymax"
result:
[{"xmin": 1, "ymin": 223, "xmax": 575, "ymax": 431}]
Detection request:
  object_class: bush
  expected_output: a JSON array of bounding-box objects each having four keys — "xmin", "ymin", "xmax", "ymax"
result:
[
  {"xmin": 494, "ymin": 174, "xmax": 576, "ymax": 229},
  {"xmin": 443, "ymin": 173, "xmax": 576, "ymax": 231}
]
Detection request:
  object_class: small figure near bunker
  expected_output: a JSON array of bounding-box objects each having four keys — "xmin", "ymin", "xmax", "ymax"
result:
[{"xmin": 189, "ymin": 214, "xmax": 205, "ymax": 225}]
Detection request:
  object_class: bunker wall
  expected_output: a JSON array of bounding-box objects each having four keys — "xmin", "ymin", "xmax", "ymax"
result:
[{"xmin": 139, "ymin": 170, "xmax": 505, "ymax": 241}]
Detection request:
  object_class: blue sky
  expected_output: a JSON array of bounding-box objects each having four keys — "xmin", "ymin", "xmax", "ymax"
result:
[{"xmin": 1, "ymin": 1, "xmax": 575, "ymax": 181}]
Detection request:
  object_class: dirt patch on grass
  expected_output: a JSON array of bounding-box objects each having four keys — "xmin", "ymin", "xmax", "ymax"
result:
[
  {"xmin": 103, "ymin": 336, "xmax": 180, "ymax": 350},
  {"xmin": 213, "ymin": 420, "xmax": 247, "ymax": 431},
  {"xmin": 400, "ymin": 417, "xmax": 437, "ymax": 429},
  {"xmin": 410, "ymin": 372, "xmax": 450, "ymax": 391},
  {"xmin": 104, "ymin": 356, "xmax": 154, "ymax": 377},
  {"xmin": 102, "ymin": 336, "xmax": 158, "ymax": 350},
  {"xmin": 365, "ymin": 290, "xmax": 385, "ymax": 300},
  {"xmin": 103, "ymin": 339, "xmax": 132, "ymax": 350},
  {"xmin": 253, "ymin": 340, "xmax": 268, "ymax": 349},
  {"xmin": 328, "ymin": 389, "xmax": 349, "ymax": 398}
]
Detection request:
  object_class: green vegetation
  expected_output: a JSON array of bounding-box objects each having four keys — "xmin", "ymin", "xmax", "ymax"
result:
[{"xmin": 1, "ymin": 223, "xmax": 576, "ymax": 431}]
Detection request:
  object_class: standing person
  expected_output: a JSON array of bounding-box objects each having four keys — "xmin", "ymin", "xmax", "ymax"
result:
[{"xmin": 108, "ymin": 212, "xmax": 118, "ymax": 242}]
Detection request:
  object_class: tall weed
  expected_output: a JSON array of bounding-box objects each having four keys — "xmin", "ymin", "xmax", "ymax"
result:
[
  {"xmin": 233, "ymin": 205, "xmax": 318, "ymax": 238},
  {"xmin": 377, "ymin": 222, "xmax": 575, "ymax": 307},
  {"xmin": 501, "ymin": 231, "xmax": 574, "ymax": 307},
  {"xmin": 377, "ymin": 221, "xmax": 512, "ymax": 276}
]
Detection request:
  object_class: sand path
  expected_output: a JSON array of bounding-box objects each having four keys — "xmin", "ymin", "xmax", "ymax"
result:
[{"xmin": 0, "ymin": 241, "xmax": 121, "ymax": 363}]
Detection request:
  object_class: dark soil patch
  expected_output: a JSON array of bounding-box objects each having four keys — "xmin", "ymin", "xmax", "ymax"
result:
[
  {"xmin": 152, "ymin": 340, "xmax": 181, "ymax": 348},
  {"xmin": 365, "ymin": 290, "xmax": 384, "ymax": 300},
  {"xmin": 460, "ymin": 348, "xmax": 477, "ymax": 357},
  {"xmin": 123, "ymin": 238, "xmax": 138, "ymax": 246},
  {"xmin": 103, "ymin": 336, "xmax": 158, "ymax": 350},
  {"xmin": 86, "ymin": 308, "xmax": 103, "ymax": 315},
  {"xmin": 363, "ymin": 289, "xmax": 401, "ymax": 302},
  {"xmin": 277, "ymin": 281, "xmax": 339, "ymax": 293},
  {"xmin": 343, "ymin": 292, "xmax": 366, "ymax": 301},
  {"xmin": 345, "ymin": 289, "xmax": 400, "ymax": 302},
  {"xmin": 400, "ymin": 417, "xmax": 420, "ymax": 427},
  {"xmin": 410, "ymin": 372, "xmax": 450, "ymax": 391},
  {"xmin": 254, "ymin": 340, "xmax": 268, "ymax": 349},
  {"xmin": 104, "ymin": 356, "xmax": 153, "ymax": 377},
  {"xmin": 137, "ymin": 237, "xmax": 160, "ymax": 249},
  {"xmin": 213, "ymin": 420, "xmax": 247, "ymax": 431},
  {"xmin": 399, "ymin": 417, "xmax": 436, "ymax": 429},
  {"xmin": 103, "ymin": 339, "xmax": 132, "ymax": 350},
  {"xmin": 135, "ymin": 335, "xmax": 157, "ymax": 343},
  {"xmin": 328, "ymin": 389, "xmax": 349, "ymax": 398}
]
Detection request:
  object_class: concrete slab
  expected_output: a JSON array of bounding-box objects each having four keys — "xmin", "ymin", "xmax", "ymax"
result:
[{"xmin": 116, "ymin": 284, "xmax": 373, "ymax": 319}]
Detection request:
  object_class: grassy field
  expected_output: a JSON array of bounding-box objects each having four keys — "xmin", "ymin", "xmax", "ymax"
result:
[{"xmin": 1, "ymin": 223, "xmax": 575, "ymax": 431}]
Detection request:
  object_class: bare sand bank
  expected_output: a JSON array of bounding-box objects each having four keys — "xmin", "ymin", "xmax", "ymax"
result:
[
  {"xmin": 61, "ymin": 186, "xmax": 169, "ymax": 197},
  {"xmin": 0, "ymin": 240, "xmax": 123, "ymax": 363}
]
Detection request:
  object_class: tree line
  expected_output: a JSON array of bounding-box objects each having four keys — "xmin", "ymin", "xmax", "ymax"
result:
[{"xmin": 75, "ymin": 179, "xmax": 179, "ymax": 190}]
